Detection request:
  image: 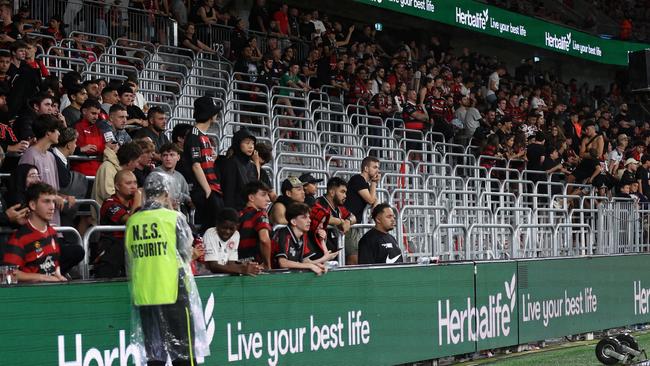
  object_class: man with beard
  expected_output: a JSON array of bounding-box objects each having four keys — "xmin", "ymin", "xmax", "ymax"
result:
[
  {"xmin": 94, "ymin": 170, "xmax": 142, "ymax": 278},
  {"xmin": 134, "ymin": 106, "xmax": 170, "ymax": 156},
  {"xmin": 73, "ymin": 99, "xmax": 117, "ymax": 176},
  {"xmin": 309, "ymin": 177, "xmax": 356, "ymax": 255},
  {"xmin": 358, "ymin": 203, "xmax": 403, "ymax": 265}
]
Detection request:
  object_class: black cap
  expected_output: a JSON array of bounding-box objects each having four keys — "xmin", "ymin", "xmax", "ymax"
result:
[
  {"xmin": 299, "ymin": 173, "xmax": 323, "ymax": 184},
  {"xmin": 193, "ymin": 96, "xmax": 221, "ymax": 122}
]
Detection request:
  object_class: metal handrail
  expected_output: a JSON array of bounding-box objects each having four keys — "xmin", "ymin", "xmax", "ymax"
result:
[{"xmin": 81, "ymin": 225, "xmax": 125, "ymax": 279}]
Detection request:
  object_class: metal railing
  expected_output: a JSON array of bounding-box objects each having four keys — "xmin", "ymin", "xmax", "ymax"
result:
[{"xmin": 29, "ymin": 0, "xmax": 178, "ymax": 45}]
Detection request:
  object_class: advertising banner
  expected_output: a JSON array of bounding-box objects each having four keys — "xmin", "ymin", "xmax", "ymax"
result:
[
  {"xmin": 2, "ymin": 256, "xmax": 650, "ymax": 365},
  {"xmin": 517, "ymin": 255, "xmax": 650, "ymax": 343},
  {"xmin": 354, "ymin": 0, "xmax": 648, "ymax": 66}
]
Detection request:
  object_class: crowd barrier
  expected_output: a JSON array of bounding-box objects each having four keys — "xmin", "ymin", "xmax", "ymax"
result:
[{"xmin": 2, "ymin": 253, "xmax": 650, "ymax": 365}]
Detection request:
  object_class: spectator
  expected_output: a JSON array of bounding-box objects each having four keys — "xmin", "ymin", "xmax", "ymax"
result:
[
  {"xmin": 126, "ymin": 78, "xmax": 148, "ymax": 113},
  {"xmin": 220, "ymin": 128, "xmax": 258, "ymax": 211},
  {"xmin": 273, "ymin": 3, "xmax": 289, "ymax": 36},
  {"xmin": 19, "ymin": 115, "xmax": 73, "ymax": 226},
  {"xmin": 368, "ymin": 82, "xmax": 396, "ymax": 119},
  {"xmin": 568, "ymin": 148, "xmax": 602, "ymax": 186},
  {"xmin": 273, "ymin": 202, "xmax": 337, "ymax": 275},
  {"xmin": 92, "ymin": 141, "xmax": 142, "ymax": 206},
  {"xmin": 255, "ymin": 142, "xmax": 274, "ymax": 197},
  {"xmin": 238, "ymin": 181, "xmax": 272, "ymax": 268},
  {"xmin": 310, "ymin": 177, "xmax": 357, "ymax": 254},
  {"xmin": 620, "ymin": 158, "xmax": 639, "ymax": 185},
  {"xmin": 94, "ymin": 170, "xmax": 142, "ymax": 278},
  {"xmin": 51, "ymin": 127, "xmax": 86, "ymax": 224},
  {"xmin": 203, "ymin": 207, "xmax": 263, "ymax": 275},
  {"xmin": 7, "ymin": 164, "xmax": 40, "ymax": 208},
  {"xmin": 402, "ymin": 89, "xmax": 429, "ymax": 151},
  {"xmin": 358, "ymin": 203, "xmax": 403, "ymax": 265},
  {"xmin": 134, "ymin": 106, "xmax": 170, "ymax": 154},
  {"xmin": 299, "ymin": 173, "xmax": 322, "ymax": 207},
  {"xmin": 609, "ymin": 134, "xmax": 629, "ymax": 176},
  {"xmin": 133, "ymin": 138, "xmax": 155, "ymax": 187},
  {"xmin": 2, "ymin": 183, "xmax": 68, "ymax": 283},
  {"xmin": 72, "ymin": 99, "xmax": 117, "ymax": 177},
  {"xmin": 153, "ymin": 143, "xmax": 190, "ymax": 210},
  {"xmin": 13, "ymin": 93, "xmax": 54, "ymax": 144},
  {"xmin": 270, "ymin": 176, "xmax": 306, "ymax": 225},
  {"xmin": 182, "ymin": 23, "xmax": 217, "ymax": 55},
  {"xmin": 183, "ymin": 96, "xmax": 223, "ymax": 230},
  {"xmin": 61, "ymin": 84, "xmax": 88, "ymax": 127},
  {"xmin": 344, "ymin": 156, "xmax": 380, "ymax": 264},
  {"xmin": 117, "ymin": 85, "xmax": 147, "ymax": 128},
  {"xmin": 637, "ymin": 156, "xmax": 650, "ymax": 196},
  {"xmin": 104, "ymin": 104, "xmax": 132, "ymax": 146},
  {"xmin": 100, "ymin": 86, "xmax": 118, "ymax": 114},
  {"xmin": 58, "ymin": 71, "xmax": 82, "ymax": 111},
  {"xmin": 83, "ymin": 79, "xmax": 100, "ymax": 101},
  {"xmin": 172, "ymin": 123, "xmax": 193, "ymax": 152},
  {"xmin": 486, "ymin": 64, "xmax": 506, "ymax": 105},
  {"xmin": 249, "ymin": 0, "xmax": 270, "ymax": 33}
]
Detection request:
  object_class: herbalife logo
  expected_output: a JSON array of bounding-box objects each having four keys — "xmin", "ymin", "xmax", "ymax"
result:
[
  {"xmin": 545, "ymin": 32, "xmax": 571, "ymax": 52},
  {"xmin": 438, "ymin": 273, "xmax": 516, "ymax": 345},
  {"xmin": 58, "ymin": 293, "xmax": 217, "ymax": 365},
  {"xmin": 455, "ymin": 7, "xmax": 489, "ymax": 30}
]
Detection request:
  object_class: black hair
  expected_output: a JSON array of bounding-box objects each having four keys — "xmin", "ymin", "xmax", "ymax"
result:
[
  {"xmin": 80, "ymin": 98, "xmax": 102, "ymax": 111},
  {"xmin": 66, "ymin": 84, "xmax": 85, "ymax": 99},
  {"xmin": 117, "ymin": 85, "xmax": 134, "ymax": 96},
  {"xmin": 25, "ymin": 182, "xmax": 57, "ymax": 204},
  {"xmin": 242, "ymin": 181, "xmax": 270, "ymax": 202},
  {"xmin": 172, "ymin": 123, "xmax": 193, "ymax": 144},
  {"xmin": 326, "ymin": 177, "xmax": 347, "ymax": 191},
  {"xmin": 215, "ymin": 208, "xmax": 239, "ymax": 226},
  {"xmin": 101, "ymin": 86, "xmax": 116, "ymax": 97},
  {"xmin": 285, "ymin": 202, "xmax": 310, "ymax": 224},
  {"xmin": 147, "ymin": 106, "xmax": 165, "ymax": 120},
  {"xmin": 29, "ymin": 93, "xmax": 52, "ymax": 109},
  {"xmin": 32, "ymin": 114, "xmax": 60, "ymax": 139},
  {"xmin": 117, "ymin": 142, "xmax": 143, "ymax": 166},
  {"xmin": 371, "ymin": 203, "xmax": 392, "ymax": 220}
]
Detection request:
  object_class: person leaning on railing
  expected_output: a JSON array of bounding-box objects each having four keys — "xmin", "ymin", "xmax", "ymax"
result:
[{"xmin": 272, "ymin": 202, "xmax": 338, "ymax": 275}]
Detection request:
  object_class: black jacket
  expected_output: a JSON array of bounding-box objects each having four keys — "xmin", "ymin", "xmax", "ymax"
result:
[{"xmin": 219, "ymin": 129, "xmax": 258, "ymax": 211}]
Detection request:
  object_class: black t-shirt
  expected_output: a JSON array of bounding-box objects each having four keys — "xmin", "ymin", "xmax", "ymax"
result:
[
  {"xmin": 345, "ymin": 174, "xmax": 370, "ymax": 222},
  {"xmin": 358, "ymin": 228, "xmax": 403, "ymax": 265},
  {"xmin": 526, "ymin": 143, "xmax": 545, "ymax": 171},
  {"xmin": 249, "ymin": 4, "xmax": 270, "ymax": 32},
  {"xmin": 637, "ymin": 166, "xmax": 650, "ymax": 194}
]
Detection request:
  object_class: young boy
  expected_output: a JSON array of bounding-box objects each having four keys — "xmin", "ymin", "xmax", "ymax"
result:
[
  {"xmin": 238, "ymin": 181, "xmax": 272, "ymax": 268},
  {"xmin": 203, "ymin": 208, "xmax": 263, "ymax": 275}
]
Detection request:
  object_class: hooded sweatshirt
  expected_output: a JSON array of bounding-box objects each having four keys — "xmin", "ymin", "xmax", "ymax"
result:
[{"xmin": 219, "ymin": 129, "xmax": 258, "ymax": 211}]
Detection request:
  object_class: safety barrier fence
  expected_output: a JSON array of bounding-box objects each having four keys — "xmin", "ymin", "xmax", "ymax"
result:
[
  {"xmin": 69, "ymin": 200, "xmax": 648, "ymax": 279},
  {"xmin": 29, "ymin": 0, "xmax": 178, "ymax": 45},
  {"xmin": 3, "ymin": 254, "xmax": 650, "ymax": 365}
]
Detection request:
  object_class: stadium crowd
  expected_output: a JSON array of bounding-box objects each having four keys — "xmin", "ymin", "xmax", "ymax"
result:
[{"xmin": 0, "ymin": 0, "xmax": 648, "ymax": 283}]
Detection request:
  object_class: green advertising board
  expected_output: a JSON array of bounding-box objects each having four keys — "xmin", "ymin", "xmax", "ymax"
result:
[
  {"xmin": 517, "ymin": 255, "xmax": 650, "ymax": 343},
  {"xmin": 2, "ymin": 255, "xmax": 650, "ymax": 365},
  {"xmin": 354, "ymin": 0, "xmax": 649, "ymax": 66}
]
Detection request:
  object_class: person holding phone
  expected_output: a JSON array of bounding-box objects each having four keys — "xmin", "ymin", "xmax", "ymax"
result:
[{"xmin": 273, "ymin": 203, "xmax": 338, "ymax": 275}]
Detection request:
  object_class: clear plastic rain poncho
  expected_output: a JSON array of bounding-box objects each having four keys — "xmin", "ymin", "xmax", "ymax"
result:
[{"xmin": 125, "ymin": 172, "xmax": 210, "ymax": 365}]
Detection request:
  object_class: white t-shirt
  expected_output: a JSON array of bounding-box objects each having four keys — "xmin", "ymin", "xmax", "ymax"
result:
[
  {"xmin": 203, "ymin": 229, "xmax": 240, "ymax": 265},
  {"xmin": 487, "ymin": 72, "xmax": 499, "ymax": 96}
]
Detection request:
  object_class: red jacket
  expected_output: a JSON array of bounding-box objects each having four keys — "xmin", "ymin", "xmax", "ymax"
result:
[{"xmin": 72, "ymin": 119, "xmax": 105, "ymax": 176}]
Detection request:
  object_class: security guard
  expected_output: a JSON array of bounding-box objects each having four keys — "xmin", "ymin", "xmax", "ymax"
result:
[{"xmin": 125, "ymin": 172, "xmax": 209, "ymax": 366}]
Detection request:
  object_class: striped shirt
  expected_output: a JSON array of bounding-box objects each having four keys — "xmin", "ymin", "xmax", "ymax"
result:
[
  {"xmin": 238, "ymin": 206, "xmax": 271, "ymax": 262},
  {"xmin": 183, "ymin": 127, "xmax": 221, "ymax": 194},
  {"xmin": 3, "ymin": 221, "xmax": 60, "ymax": 275}
]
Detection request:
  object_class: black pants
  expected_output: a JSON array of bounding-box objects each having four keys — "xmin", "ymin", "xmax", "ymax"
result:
[
  {"xmin": 192, "ymin": 190, "xmax": 224, "ymax": 233},
  {"xmin": 59, "ymin": 238, "xmax": 85, "ymax": 274},
  {"xmin": 139, "ymin": 276, "xmax": 196, "ymax": 364}
]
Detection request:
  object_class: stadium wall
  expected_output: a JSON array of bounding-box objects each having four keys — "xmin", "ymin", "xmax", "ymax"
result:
[{"xmin": 3, "ymin": 254, "xmax": 650, "ymax": 365}]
